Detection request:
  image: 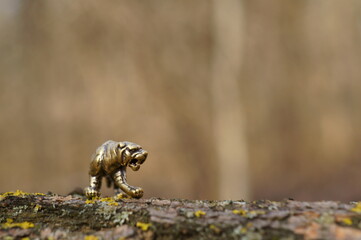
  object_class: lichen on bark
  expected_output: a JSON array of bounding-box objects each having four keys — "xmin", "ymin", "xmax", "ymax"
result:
[{"xmin": 1, "ymin": 191, "xmax": 361, "ymax": 239}]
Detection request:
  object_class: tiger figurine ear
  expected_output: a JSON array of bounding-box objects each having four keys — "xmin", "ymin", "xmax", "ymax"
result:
[
  {"xmin": 116, "ymin": 142, "xmax": 128, "ymax": 167},
  {"xmin": 118, "ymin": 142, "xmax": 126, "ymax": 149}
]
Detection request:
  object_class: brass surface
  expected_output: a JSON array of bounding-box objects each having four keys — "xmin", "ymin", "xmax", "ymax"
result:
[{"xmin": 84, "ymin": 140, "xmax": 148, "ymax": 199}]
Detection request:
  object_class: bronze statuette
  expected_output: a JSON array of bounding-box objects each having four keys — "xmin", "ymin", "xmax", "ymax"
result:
[{"xmin": 84, "ymin": 140, "xmax": 148, "ymax": 199}]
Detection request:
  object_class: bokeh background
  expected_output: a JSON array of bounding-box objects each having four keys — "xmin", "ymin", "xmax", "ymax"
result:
[{"xmin": 1, "ymin": 0, "xmax": 361, "ymax": 201}]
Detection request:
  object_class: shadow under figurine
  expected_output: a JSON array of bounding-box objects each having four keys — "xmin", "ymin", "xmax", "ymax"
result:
[{"xmin": 84, "ymin": 140, "xmax": 148, "ymax": 199}]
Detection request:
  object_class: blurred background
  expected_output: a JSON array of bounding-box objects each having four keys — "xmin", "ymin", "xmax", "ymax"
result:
[{"xmin": 1, "ymin": 0, "xmax": 361, "ymax": 201}]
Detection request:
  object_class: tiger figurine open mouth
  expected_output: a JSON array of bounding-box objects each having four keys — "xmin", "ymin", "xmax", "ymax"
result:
[{"xmin": 84, "ymin": 140, "xmax": 148, "ymax": 199}]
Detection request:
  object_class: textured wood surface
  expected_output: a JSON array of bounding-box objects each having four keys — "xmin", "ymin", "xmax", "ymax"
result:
[{"xmin": 1, "ymin": 191, "xmax": 361, "ymax": 239}]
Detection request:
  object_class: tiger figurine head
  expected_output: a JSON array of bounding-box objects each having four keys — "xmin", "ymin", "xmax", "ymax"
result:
[{"xmin": 120, "ymin": 141, "xmax": 148, "ymax": 171}]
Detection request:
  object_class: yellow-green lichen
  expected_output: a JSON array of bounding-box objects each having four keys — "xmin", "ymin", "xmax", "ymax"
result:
[
  {"xmin": 34, "ymin": 204, "xmax": 42, "ymax": 213},
  {"xmin": 84, "ymin": 235, "xmax": 99, "ymax": 240},
  {"xmin": 209, "ymin": 224, "xmax": 221, "ymax": 234},
  {"xmin": 114, "ymin": 193, "xmax": 131, "ymax": 200},
  {"xmin": 232, "ymin": 209, "xmax": 265, "ymax": 218},
  {"xmin": 100, "ymin": 197, "xmax": 119, "ymax": 206},
  {"xmin": 340, "ymin": 217, "xmax": 353, "ymax": 225},
  {"xmin": 136, "ymin": 222, "xmax": 151, "ymax": 231},
  {"xmin": 107, "ymin": 202, "xmax": 119, "ymax": 206},
  {"xmin": 85, "ymin": 198, "xmax": 99, "ymax": 204},
  {"xmin": 85, "ymin": 197, "xmax": 120, "ymax": 206},
  {"xmin": 194, "ymin": 210, "xmax": 206, "ymax": 218},
  {"xmin": 351, "ymin": 202, "xmax": 361, "ymax": 213},
  {"xmin": 1, "ymin": 218, "xmax": 34, "ymax": 229},
  {"xmin": 0, "ymin": 190, "xmax": 45, "ymax": 201},
  {"xmin": 99, "ymin": 197, "xmax": 113, "ymax": 202},
  {"xmin": 232, "ymin": 209, "xmax": 247, "ymax": 216}
]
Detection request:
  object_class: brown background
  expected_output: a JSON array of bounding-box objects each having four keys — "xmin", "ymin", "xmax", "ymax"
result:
[{"xmin": 1, "ymin": 0, "xmax": 361, "ymax": 201}]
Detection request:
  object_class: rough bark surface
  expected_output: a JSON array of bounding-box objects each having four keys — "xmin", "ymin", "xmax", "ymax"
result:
[{"xmin": 1, "ymin": 191, "xmax": 361, "ymax": 240}]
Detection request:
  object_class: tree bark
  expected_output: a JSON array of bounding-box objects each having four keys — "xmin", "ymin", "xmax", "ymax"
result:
[{"xmin": 1, "ymin": 191, "xmax": 361, "ymax": 239}]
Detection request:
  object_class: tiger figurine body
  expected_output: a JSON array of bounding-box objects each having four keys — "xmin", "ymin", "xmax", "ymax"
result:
[{"xmin": 84, "ymin": 140, "xmax": 148, "ymax": 199}]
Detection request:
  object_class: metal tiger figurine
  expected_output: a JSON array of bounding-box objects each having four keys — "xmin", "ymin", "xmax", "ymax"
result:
[{"xmin": 84, "ymin": 140, "xmax": 148, "ymax": 199}]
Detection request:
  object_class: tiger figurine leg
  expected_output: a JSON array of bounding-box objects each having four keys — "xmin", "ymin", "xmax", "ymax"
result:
[{"xmin": 112, "ymin": 166, "xmax": 144, "ymax": 198}]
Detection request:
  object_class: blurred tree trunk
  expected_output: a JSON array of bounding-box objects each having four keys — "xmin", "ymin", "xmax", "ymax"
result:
[
  {"xmin": 241, "ymin": 0, "xmax": 361, "ymax": 201},
  {"xmin": 211, "ymin": 0, "xmax": 250, "ymax": 200}
]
